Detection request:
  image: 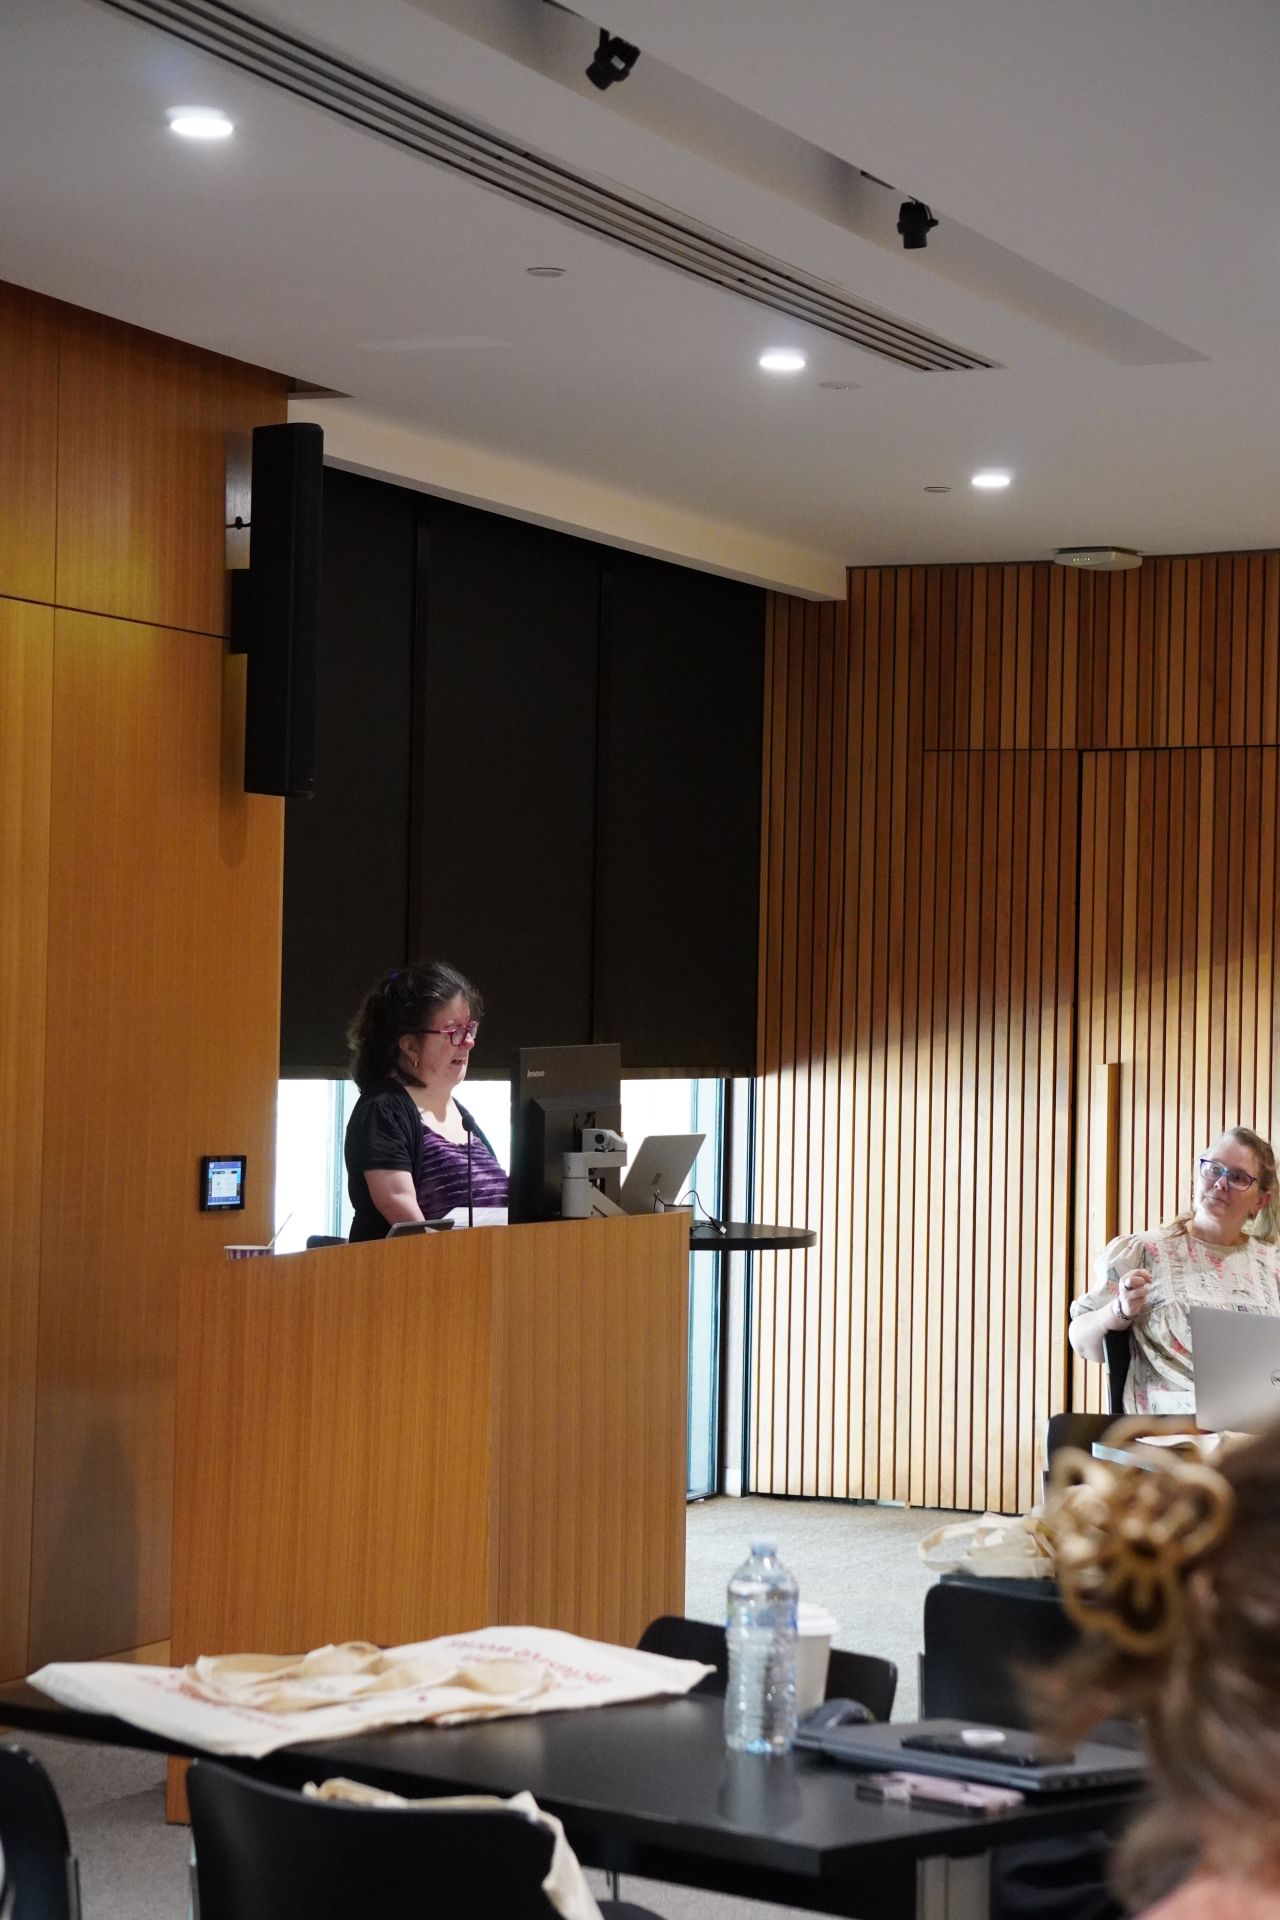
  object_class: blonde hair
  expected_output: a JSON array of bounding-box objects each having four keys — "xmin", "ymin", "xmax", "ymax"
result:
[
  {"xmin": 1043, "ymin": 1422, "xmax": 1280, "ymax": 1902},
  {"xmin": 1164, "ymin": 1124, "xmax": 1280, "ymax": 1244}
]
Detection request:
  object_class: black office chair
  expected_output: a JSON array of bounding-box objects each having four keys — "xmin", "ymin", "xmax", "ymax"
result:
[
  {"xmin": 188, "ymin": 1761, "xmax": 656, "ymax": 1920},
  {"xmin": 1044, "ymin": 1410, "xmax": 1116, "ymax": 1469},
  {"xmin": 919, "ymin": 1577, "xmax": 1080, "ymax": 1730},
  {"xmin": 637, "ymin": 1614, "xmax": 897, "ymax": 1721},
  {"xmin": 0, "ymin": 1745, "xmax": 81, "ymax": 1920},
  {"xmin": 922, "ymin": 1585, "xmax": 1128, "ymax": 1920},
  {"xmin": 1103, "ymin": 1327, "xmax": 1131, "ymax": 1415},
  {"xmin": 305, "ymin": 1234, "xmax": 347, "ymax": 1249}
]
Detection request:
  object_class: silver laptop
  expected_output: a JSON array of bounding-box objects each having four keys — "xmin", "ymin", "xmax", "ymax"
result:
[
  {"xmin": 1190, "ymin": 1305, "xmax": 1280, "ymax": 1434},
  {"xmin": 618, "ymin": 1133, "xmax": 704, "ymax": 1215}
]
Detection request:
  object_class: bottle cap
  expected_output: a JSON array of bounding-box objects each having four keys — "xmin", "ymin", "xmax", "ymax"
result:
[{"xmin": 749, "ymin": 1537, "xmax": 777, "ymax": 1556}]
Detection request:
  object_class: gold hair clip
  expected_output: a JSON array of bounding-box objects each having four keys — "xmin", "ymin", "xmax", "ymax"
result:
[{"xmin": 1046, "ymin": 1423, "xmax": 1234, "ymax": 1657}]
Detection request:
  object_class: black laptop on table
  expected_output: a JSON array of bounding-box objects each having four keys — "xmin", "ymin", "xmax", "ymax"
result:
[{"xmin": 796, "ymin": 1717, "xmax": 1145, "ymax": 1793}]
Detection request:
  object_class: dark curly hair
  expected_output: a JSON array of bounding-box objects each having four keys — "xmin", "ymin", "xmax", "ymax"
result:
[{"xmin": 346, "ymin": 959, "xmax": 485, "ymax": 1091}]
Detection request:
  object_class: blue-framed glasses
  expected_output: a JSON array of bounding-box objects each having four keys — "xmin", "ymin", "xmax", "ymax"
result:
[{"xmin": 1198, "ymin": 1156, "xmax": 1257, "ymax": 1194}]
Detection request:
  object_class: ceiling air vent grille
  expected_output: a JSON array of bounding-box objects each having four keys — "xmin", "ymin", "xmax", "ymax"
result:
[{"xmin": 99, "ymin": 0, "xmax": 996, "ymax": 373}]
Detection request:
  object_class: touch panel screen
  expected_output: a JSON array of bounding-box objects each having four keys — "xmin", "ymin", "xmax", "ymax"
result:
[{"xmin": 200, "ymin": 1155, "xmax": 247, "ymax": 1211}]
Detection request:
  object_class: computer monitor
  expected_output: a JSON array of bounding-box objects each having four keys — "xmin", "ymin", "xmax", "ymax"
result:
[{"xmin": 509, "ymin": 1042, "xmax": 623, "ymax": 1223}]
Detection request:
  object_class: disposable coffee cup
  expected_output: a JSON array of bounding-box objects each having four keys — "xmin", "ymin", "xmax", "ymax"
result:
[
  {"xmin": 794, "ymin": 1602, "xmax": 839, "ymax": 1715},
  {"xmin": 223, "ymin": 1245, "xmax": 272, "ymax": 1260}
]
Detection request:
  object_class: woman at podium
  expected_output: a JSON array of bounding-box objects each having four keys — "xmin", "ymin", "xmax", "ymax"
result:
[{"xmin": 344, "ymin": 959, "xmax": 508, "ymax": 1241}]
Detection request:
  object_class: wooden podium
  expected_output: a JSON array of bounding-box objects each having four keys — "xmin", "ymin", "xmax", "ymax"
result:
[{"xmin": 170, "ymin": 1213, "xmax": 689, "ymax": 1673}]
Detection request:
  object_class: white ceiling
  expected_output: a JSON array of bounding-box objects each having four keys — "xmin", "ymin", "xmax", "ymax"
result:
[{"xmin": 4, "ymin": 0, "xmax": 1280, "ymax": 588}]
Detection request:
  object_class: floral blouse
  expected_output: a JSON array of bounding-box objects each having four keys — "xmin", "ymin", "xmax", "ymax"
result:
[{"xmin": 1072, "ymin": 1226, "xmax": 1280, "ymax": 1414}]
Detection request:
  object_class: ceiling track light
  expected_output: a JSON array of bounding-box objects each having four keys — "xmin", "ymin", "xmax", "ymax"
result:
[
  {"xmin": 897, "ymin": 199, "xmax": 939, "ymax": 251},
  {"xmin": 97, "ymin": 0, "xmax": 996, "ymax": 369},
  {"xmin": 585, "ymin": 27, "xmax": 640, "ymax": 90}
]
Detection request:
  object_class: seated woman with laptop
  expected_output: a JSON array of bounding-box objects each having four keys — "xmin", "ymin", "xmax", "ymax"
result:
[{"xmin": 1070, "ymin": 1128, "xmax": 1280, "ymax": 1415}]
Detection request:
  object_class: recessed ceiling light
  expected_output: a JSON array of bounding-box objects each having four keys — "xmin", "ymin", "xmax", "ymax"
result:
[
  {"xmin": 971, "ymin": 468, "xmax": 1013, "ymax": 490},
  {"xmin": 759, "ymin": 349, "xmax": 807, "ymax": 374},
  {"xmin": 525, "ymin": 266, "xmax": 565, "ymax": 277},
  {"xmin": 167, "ymin": 107, "xmax": 234, "ymax": 141},
  {"xmin": 923, "ymin": 484, "xmax": 952, "ymax": 494}
]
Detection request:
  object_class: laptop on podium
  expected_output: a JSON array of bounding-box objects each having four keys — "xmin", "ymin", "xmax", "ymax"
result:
[{"xmin": 618, "ymin": 1133, "xmax": 704, "ymax": 1215}]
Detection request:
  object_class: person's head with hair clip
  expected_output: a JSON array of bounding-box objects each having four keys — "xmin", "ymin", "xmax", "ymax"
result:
[
  {"xmin": 346, "ymin": 959, "xmax": 485, "ymax": 1093},
  {"xmin": 1043, "ymin": 1420, "xmax": 1280, "ymax": 1915}
]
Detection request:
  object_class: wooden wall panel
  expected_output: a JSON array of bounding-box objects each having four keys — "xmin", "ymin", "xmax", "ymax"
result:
[
  {"xmin": 0, "ymin": 285, "xmax": 58, "ymax": 604},
  {"xmin": 55, "ymin": 306, "xmax": 283, "ymax": 636},
  {"xmin": 1072, "ymin": 748, "xmax": 1280, "ymax": 1411},
  {"xmin": 926, "ymin": 555, "xmax": 1280, "ymax": 752},
  {"xmin": 924, "ymin": 562, "xmax": 1081, "ymax": 752},
  {"xmin": 761, "ymin": 549, "xmax": 1280, "ymax": 1509},
  {"xmin": 29, "ymin": 612, "xmax": 282, "ymax": 1665},
  {"xmin": 756, "ymin": 574, "xmax": 1077, "ymax": 1512},
  {"xmin": 0, "ymin": 278, "xmax": 288, "ymax": 1676},
  {"xmin": 0, "ymin": 597, "xmax": 53, "ymax": 1677}
]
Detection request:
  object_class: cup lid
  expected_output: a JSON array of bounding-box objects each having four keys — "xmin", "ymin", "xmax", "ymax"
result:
[{"xmin": 796, "ymin": 1601, "xmax": 839, "ymax": 1635}]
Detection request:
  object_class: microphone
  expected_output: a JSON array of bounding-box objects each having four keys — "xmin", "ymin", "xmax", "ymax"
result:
[{"xmin": 461, "ymin": 1111, "xmax": 476, "ymax": 1228}]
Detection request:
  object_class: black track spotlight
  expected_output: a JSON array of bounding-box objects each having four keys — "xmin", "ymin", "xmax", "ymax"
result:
[
  {"xmin": 586, "ymin": 27, "xmax": 640, "ymax": 89},
  {"xmin": 897, "ymin": 199, "xmax": 939, "ymax": 250}
]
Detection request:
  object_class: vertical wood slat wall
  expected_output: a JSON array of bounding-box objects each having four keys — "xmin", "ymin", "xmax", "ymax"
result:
[
  {"xmin": 757, "ymin": 554, "xmax": 1280, "ymax": 1513},
  {"xmin": 0, "ymin": 280, "xmax": 286, "ymax": 1677},
  {"xmin": 1074, "ymin": 748, "xmax": 1280, "ymax": 1413}
]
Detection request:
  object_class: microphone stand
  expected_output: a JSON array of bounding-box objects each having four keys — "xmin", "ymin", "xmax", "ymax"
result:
[{"xmin": 463, "ymin": 1114, "xmax": 475, "ymax": 1228}]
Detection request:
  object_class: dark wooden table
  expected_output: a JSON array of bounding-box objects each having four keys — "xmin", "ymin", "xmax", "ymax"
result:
[
  {"xmin": 0, "ymin": 1682, "xmax": 1138, "ymax": 1920},
  {"xmin": 688, "ymin": 1221, "xmax": 816, "ymax": 1252}
]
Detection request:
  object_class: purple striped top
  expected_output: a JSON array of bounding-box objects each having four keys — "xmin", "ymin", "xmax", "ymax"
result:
[{"xmin": 416, "ymin": 1122, "xmax": 509, "ymax": 1219}]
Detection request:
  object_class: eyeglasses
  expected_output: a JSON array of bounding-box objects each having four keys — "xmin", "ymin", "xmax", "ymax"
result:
[
  {"xmin": 1198, "ymin": 1156, "xmax": 1257, "ymax": 1193},
  {"xmin": 421, "ymin": 1020, "xmax": 480, "ymax": 1048}
]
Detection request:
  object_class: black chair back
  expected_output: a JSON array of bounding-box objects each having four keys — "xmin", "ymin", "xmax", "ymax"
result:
[
  {"xmin": 920, "ymin": 1578, "xmax": 1080, "ymax": 1729},
  {"xmin": 305, "ymin": 1234, "xmax": 347, "ymax": 1248},
  {"xmin": 1044, "ymin": 1411, "xmax": 1115, "ymax": 1468},
  {"xmin": 637, "ymin": 1615, "xmax": 896, "ymax": 1719},
  {"xmin": 0, "ymin": 1746, "xmax": 80, "ymax": 1920},
  {"xmin": 1103, "ymin": 1327, "xmax": 1131, "ymax": 1415},
  {"xmin": 188, "ymin": 1762, "xmax": 564, "ymax": 1919},
  {"xmin": 636, "ymin": 1615, "xmax": 727, "ymax": 1692},
  {"xmin": 825, "ymin": 1646, "xmax": 898, "ymax": 1723}
]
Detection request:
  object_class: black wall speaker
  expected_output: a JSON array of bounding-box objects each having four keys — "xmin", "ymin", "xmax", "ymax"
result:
[{"xmin": 236, "ymin": 422, "xmax": 324, "ymax": 798}]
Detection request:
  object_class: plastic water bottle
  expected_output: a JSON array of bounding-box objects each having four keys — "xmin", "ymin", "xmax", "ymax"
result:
[{"xmin": 724, "ymin": 1538, "xmax": 799, "ymax": 1754}]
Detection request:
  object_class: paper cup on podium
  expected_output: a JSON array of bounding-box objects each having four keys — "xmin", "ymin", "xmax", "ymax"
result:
[
  {"xmin": 795, "ymin": 1603, "xmax": 839, "ymax": 1715},
  {"xmin": 223, "ymin": 1245, "xmax": 272, "ymax": 1260}
]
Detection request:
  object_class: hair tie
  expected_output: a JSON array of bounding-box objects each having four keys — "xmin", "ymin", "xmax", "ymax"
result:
[{"xmin": 1047, "ymin": 1427, "xmax": 1234, "ymax": 1657}]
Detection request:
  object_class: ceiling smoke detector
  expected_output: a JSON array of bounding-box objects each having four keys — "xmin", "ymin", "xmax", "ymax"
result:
[{"xmin": 1053, "ymin": 547, "xmax": 1143, "ymax": 571}]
